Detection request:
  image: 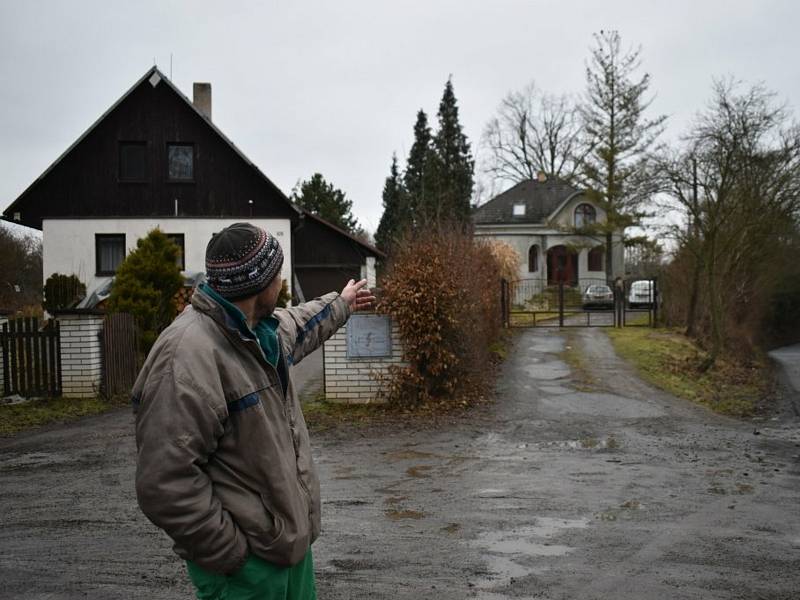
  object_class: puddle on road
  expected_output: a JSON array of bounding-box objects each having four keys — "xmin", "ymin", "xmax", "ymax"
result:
[
  {"xmin": 546, "ymin": 437, "xmax": 619, "ymax": 450},
  {"xmin": 469, "ymin": 517, "xmax": 589, "ymax": 591},
  {"xmin": 526, "ymin": 337, "xmax": 565, "ymax": 354},
  {"xmin": 538, "ymin": 384, "xmax": 572, "ymax": 395},
  {"xmin": 522, "ymin": 361, "xmax": 570, "ymax": 380},
  {"xmin": 539, "ymin": 392, "xmax": 665, "ymax": 418}
]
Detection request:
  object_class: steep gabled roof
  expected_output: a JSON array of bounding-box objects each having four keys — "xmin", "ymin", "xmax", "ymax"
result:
[
  {"xmin": 3, "ymin": 66, "xmax": 299, "ymax": 225},
  {"xmin": 472, "ymin": 178, "xmax": 583, "ymax": 225},
  {"xmin": 298, "ymin": 208, "xmax": 385, "ymax": 258}
]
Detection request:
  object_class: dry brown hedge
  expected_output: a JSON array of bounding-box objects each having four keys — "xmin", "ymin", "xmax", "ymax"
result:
[{"xmin": 377, "ymin": 229, "xmax": 503, "ymax": 407}]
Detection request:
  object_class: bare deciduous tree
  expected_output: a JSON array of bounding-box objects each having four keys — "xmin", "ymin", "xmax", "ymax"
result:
[
  {"xmin": 660, "ymin": 79, "xmax": 800, "ymax": 366},
  {"xmin": 481, "ymin": 82, "xmax": 590, "ymax": 187}
]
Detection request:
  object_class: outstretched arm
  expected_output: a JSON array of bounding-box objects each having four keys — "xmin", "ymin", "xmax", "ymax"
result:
[
  {"xmin": 340, "ymin": 278, "xmax": 377, "ymax": 312},
  {"xmin": 274, "ymin": 279, "xmax": 375, "ymax": 365}
]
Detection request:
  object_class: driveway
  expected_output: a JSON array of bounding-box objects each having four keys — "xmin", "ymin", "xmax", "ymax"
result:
[
  {"xmin": 770, "ymin": 344, "xmax": 800, "ymax": 415},
  {"xmin": 1, "ymin": 328, "xmax": 799, "ymax": 599}
]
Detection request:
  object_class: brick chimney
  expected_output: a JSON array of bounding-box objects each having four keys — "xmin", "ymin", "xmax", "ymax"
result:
[
  {"xmin": 537, "ymin": 171, "xmax": 547, "ymax": 183},
  {"xmin": 193, "ymin": 82, "xmax": 212, "ymax": 121}
]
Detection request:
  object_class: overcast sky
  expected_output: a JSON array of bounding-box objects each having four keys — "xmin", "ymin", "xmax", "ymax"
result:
[{"xmin": 1, "ymin": 0, "xmax": 798, "ymax": 236}]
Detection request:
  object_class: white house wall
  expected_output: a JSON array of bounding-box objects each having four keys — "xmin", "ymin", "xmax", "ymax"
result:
[
  {"xmin": 42, "ymin": 217, "xmax": 292, "ymax": 295},
  {"xmin": 475, "ymin": 227, "xmax": 624, "ymax": 287}
]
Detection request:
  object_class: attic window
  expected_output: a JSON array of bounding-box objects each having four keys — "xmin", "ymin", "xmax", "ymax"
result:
[
  {"xmin": 119, "ymin": 142, "xmax": 146, "ymax": 181},
  {"xmin": 168, "ymin": 143, "xmax": 194, "ymax": 181},
  {"xmin": 513, "ymin": 204, "xmax": 526, "ymax": 216},
  {"xmin": 575, "ymin": 203, "xmax": 596, "ymax": 227}
]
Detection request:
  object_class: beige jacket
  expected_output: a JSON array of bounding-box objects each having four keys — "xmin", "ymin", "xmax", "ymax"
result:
[{"xmin": 133, "ymin": 287, "xmax": 350, "ymax": 574}]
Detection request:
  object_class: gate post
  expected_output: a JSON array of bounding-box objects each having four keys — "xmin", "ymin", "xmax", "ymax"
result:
[
  {"xmin": 652, "ymin": 277, "xmax": 659, "ymax": 328},
  {"xmin": 55, "ymin": 309, "xmax": 105, "ymax": 398},
  {"xmin": 614, "ymin": 277, "xmax": 624, "ymax": 328},
  {"xmin": 558, "ymin": 281, "xmax": 565, "ymax": 327}
]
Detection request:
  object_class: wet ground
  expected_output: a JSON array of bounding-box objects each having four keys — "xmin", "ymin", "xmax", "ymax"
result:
[{"xmin": 1, "ymin": 328, "xmax": 799, "ymax": 599}]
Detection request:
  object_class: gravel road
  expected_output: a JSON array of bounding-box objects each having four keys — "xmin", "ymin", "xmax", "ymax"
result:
[{"xmin": 1, "ymin": 327, "xmax": 798, "ymax": 599}]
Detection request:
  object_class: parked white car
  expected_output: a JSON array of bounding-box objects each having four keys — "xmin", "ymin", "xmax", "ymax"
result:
[{"xmin": 628, "ymin": 280, "xmax": 654, "ymax": 308}]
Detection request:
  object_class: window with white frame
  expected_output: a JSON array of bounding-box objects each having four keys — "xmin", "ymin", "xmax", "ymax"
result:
[
  {"xmin": 96, "ymin": 234, "xmax": 126, "ymax": 275},
  {"xmin": 574, "ymin": 203, "xmax": 596, "ymax": 227}
]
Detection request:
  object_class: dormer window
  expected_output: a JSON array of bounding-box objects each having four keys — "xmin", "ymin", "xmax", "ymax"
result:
[
  {"xmin": 513, "ymin": 204, "xmax": 526, "ymax": 216},
  {"xmin": 575, "ymin": 203, "xmax": 596, "ymax": 227}
]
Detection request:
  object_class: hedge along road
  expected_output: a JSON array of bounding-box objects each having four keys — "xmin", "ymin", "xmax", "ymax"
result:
[{"xmin": 1, "ymin": 328, "xmax": 799, "ymax": 599}]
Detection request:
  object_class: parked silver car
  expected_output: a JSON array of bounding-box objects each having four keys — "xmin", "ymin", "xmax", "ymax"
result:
[
  {"xmin": 582, "ymin": 284, "xmax": 614, "ymax": 309},
  {"xmin": 628, "ymin": 280, "xmax": 654, "ymax": 308}
]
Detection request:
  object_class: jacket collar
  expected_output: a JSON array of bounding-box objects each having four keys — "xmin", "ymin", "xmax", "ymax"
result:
[{"xmin": 191, "ymin": 284, "xmax": 243, "ymax": 333}]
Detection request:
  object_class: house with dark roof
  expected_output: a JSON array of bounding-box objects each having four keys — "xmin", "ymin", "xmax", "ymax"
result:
[
  {"xmin": 472, "ymin": 174, "xmax": 624, "ymax": 287},
  {"xmin": 2, "ymin": 66, "xmax": 382, "ymax": 302}
]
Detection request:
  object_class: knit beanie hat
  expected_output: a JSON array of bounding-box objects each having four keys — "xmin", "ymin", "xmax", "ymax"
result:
[{"xmin": 205, "ymin": 222, "xmax": 284, "ymax": 300}]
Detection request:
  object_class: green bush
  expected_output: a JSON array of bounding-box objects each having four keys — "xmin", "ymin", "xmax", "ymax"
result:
[
  {"xmin": 43, "ymin": 273, "xmax": 86, "ymax": 313},
  {"xmin": 107, "ymin": 229, "xmax": 183, "ymax": 353}
]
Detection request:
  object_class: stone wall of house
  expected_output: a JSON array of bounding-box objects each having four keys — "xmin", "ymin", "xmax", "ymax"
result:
[
  {"xmin": 56, "ymin": 312, "xmax": 105, "ymax": 398},
  {"xmin": 323, "ymin": 316, "xmax": 405, "ymax": 403}
]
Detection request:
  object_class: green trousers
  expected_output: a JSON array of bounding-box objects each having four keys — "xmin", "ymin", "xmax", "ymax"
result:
[{"xmin": 186, "ymin": 551, "xmax": 316, "ymax": 600}]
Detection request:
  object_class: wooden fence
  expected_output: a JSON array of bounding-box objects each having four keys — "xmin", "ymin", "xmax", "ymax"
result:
[
  {"xmin": 102, "ymin": 312, "xmax": 139, "ymax": 398},
  {"xmin": 1, "ymin": 317, "xmax": 62, "ymax": 397}
]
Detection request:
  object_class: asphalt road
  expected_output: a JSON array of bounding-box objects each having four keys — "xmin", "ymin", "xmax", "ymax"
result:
[{"xmin": 1, "ymin": 328, "xmax": 799, "ymax": 599}]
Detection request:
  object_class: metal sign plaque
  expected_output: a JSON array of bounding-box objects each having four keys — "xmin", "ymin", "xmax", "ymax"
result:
[{"xmin": 346, "ymin": 314, "xmax": 392, "ymax": 358}]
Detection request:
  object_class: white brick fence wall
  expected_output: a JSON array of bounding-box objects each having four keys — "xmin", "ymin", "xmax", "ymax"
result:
[
  {"xmin": 323, "ymin": 315, "xmax": 406, "ymax": 403},
  {"xmin": 55, "ymin": 311, "xmax": 105, "ymax": 398}
]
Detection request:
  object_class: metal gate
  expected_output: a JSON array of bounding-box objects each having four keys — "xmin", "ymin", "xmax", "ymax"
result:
[
  {"xmin": 1, "ymin": 317, "xmax": 62, "ymax": 397},
  {"xmin": 501, "ymin": 278, "xmax": 657, "ymax": 329},
  {"xmin": 621, "ymin": 278, "xmax": 659, "ymax": 327}
]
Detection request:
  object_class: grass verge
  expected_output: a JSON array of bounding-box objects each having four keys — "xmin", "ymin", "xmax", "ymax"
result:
[
  {"xmin": 606, "ymin": 326, "xmax": 770, "ymax": 417},
  {"xmin": 560, "ymin": 332, "xmax": 598, "ymax": 391},
  {"xmin": 302, "ymin": 395, "xmax": 390, "ymax": 432},
  {"xmin": 0, "ymin": 395, "xmax": 128, "ymax": 436}
]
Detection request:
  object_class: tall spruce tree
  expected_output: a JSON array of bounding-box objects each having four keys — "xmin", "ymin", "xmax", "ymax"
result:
[
  {"xmin": 291, "ymin": 173, "xmax": 359, "ymax": 233},
  {"xmin": 429, "ymin": 78, "xmax": 474, "ymax": 228},
  {"xmin": 375, "ymin": 154, "xmax": 409, "ymax": 252},
  {"xmin": 404, "ymin": 110, "xmax": 435, "ymax": 228},
  {"xmin": 580, "ymin": 30, "xmax": 666, "ymax": 275}
]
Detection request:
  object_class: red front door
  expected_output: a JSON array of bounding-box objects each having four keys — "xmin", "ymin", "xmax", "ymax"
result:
[{"xmin": 547, "ymin": 245, "xmax": 578, "ymax": 286}]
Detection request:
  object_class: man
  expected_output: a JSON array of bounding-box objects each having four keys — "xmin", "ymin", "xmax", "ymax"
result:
[{"xmin": 133, "ymin": 222, "xmax": 374, "ymax": 599}]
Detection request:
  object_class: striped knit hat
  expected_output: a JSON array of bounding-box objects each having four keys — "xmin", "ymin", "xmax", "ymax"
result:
[{"xmin": 205, "ymin": 223, "xmax": 283, "ymax": 300}]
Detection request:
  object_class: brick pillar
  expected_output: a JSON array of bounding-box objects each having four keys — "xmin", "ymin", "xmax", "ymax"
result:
[{"xmin": 56, "ymin": 312, "xmax": 105, "ymax": 398}]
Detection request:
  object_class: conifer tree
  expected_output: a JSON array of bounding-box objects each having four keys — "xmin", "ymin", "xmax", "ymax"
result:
[
  {"xmin": 403, "ymin": 110, "xmax": 435, "ymax": 227},
  {"xmin": 580, "ymin": 30, "xmax": 666, "ymax": 275},
  {"xmin": 429, "ymin": 78, "xmax": 475, "ymax": 228},
  {"xmin": 107, "ymin": 228, "xmax": 183, "ymax": 352},
  {"xmin": 291, "ymin": 173, "xmax": 360, "ymax": 234},
  {"xmin": 375, "ymin": 154, "xmax": 409, "ymax": 252}
]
